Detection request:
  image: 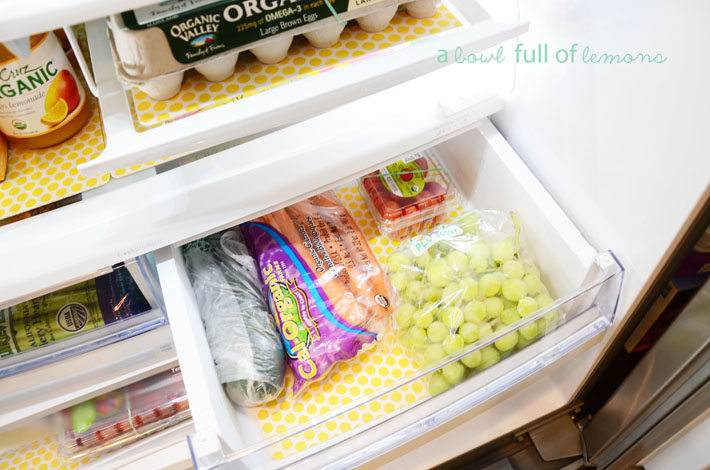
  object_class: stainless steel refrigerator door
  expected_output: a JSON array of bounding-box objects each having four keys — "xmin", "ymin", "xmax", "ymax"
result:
[{"xmin": 582, "ymin": 278, "xmax": 710, "ymax": 470}]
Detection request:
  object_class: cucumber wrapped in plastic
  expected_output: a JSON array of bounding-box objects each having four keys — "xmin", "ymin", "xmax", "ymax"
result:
[{"xmin": 182, "ymin": 229, "xmax": 285, "ymax": 407}]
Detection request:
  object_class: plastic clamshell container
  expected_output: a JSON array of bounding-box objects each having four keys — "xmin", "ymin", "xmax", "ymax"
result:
[
  {"xmin": 58, "ymin": 366, "xmax": 190, "ymax": 460},
  {"xmin": 153, "ymin": 122, "xmax": 625, "ymax": 470},
  {"xmin": 360, "ymin": 150, "xmax": 453, "ymax": 239}
]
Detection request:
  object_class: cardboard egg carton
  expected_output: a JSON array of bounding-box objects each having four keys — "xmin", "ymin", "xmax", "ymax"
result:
[{"xmin": 108, "ymin": 0, "xmax": 438, "ymax": 100}]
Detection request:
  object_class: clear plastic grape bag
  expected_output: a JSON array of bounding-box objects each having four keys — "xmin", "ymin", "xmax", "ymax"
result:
[{"xmin": 385, "ymin": 211, "xmax": 561, "ymax": 396}]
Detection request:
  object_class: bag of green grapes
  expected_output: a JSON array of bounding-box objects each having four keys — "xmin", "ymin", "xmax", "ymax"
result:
[{"xmin": 385, "ymin": 211, "xmax": 561, "ymax": 396}]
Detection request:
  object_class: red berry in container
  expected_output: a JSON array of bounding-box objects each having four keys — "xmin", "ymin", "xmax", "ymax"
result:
[
  {"xmin": 402, "ymin": 205, "xmax": 418, "ymax": 217},
  {"xmin": 414, "ymin": 190, "xmax": 435, "ymax": 209},
  {"xmin": 425, "ymin": 181, "xmax": 447, "ymax": 204},
  {"xmin": 382, "ymin": 200, "xmax": 403, "ymax": 220},
  {"xmin": 413, "ymin": 156, "xmax": 429, "ymax": 176}
]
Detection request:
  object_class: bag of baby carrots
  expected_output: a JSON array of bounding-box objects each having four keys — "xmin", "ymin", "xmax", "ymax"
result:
[{"xmin": 242, "ymin": 190, "xmax": 393, "ymax": 395}]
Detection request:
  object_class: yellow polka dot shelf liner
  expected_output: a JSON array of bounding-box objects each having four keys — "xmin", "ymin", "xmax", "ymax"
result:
[
  {"xmin": 114, "ymin": 5, "xmax": 463, "ymax": 178},
  {"xmin": 0, "ymin": 436, "xmax": 101, "ymax": 470},
  {"xmin": 248, "ymin": 185, "xmax": 466, "ymax": 461},
  {"xmin": 0, "ymin": 27, "xmax": 111, "ymax": 222}
]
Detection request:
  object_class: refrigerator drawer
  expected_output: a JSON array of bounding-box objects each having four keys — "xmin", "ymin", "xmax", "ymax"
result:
[
  {"xmin": 154, "ymin": 121, "xmax": 624, "ymax": 469},
  {"xmin": 78, "ymin": 1, "xmax": 527, "ymax": 175},
  {"xmin": 0, "ymin": 255, "xmax": 175, "ymax": 431}
]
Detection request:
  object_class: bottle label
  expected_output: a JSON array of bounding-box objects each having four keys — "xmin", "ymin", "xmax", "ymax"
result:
[{"xmin": 0, "ymin": 33, "xmax": 86, "ymax": 139}]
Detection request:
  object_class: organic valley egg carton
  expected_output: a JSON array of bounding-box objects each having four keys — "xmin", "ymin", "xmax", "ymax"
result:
[{"xmin": 108, "ymin": 0, "xmax": 438, "ymax": 100}]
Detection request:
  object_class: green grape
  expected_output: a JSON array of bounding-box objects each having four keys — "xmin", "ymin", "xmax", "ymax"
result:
[
  {"xmin": 404, "ymin": 268, "xmax": 424, "ymax": 281},
  {"xmin": 428, "ymin": 372, "xmax": 450, "ymax": 396},
  {"xmin": 502, "ymin": 260, "xmax": 525, "ymax": 280},
  {"xmin": 523, "ymin": 261, "xmax": 541, "ymax": 278},
  {"xmin": 469, "ymin": 257, "xmax": 489, "ymax": 273},
  {"xmin": 466, "ymin": 240, "xmax": 490, "ymax": 260},
  {"xmin": 520, "ymin": 321, "xmax": 538, "ymax": 340},
  {"xmin": 460, "ymin": 277, "xmax": 478, "ymax": 301},
  {"xmin": 476, "ymin": 346, "xmax": 501, "ymax": 371},
  {"xmin": 421, "ymin": 301, "xmax": 440, "ymax": 316},
  {"xmin": 537, "ymin": 310, "xmax": 561, "ymax": 335},
  {"xmin": 494, "ymin": 271, "xmax": 508, "ymax": 285},
  {"xmin": 443, "ymin": 334, "xmax": 465, "ymax": 355},
  {"xmin": 423, "ymin": 344, "xmax": 446, "ymax": 365},
  {"xmin": 458, "ymin": 213, "xmax": 480, "ymax": 233},
  {"xmin": 464, "ymin": 301, "xmax": 486, "ymax": 323},
  {"xmin": 404, "ymin": 280, "xmax": 424, "ymax": 303},
  {"xmin": 446, "ymin": 250, "xmax": 469, "ymax": 273},
  {"xmin": 408, "ymin": 326, "xmax": 428, "ymax": 345},
  {"xmin": 502, "ymin": 279, "xmax": 528, "ymax": 302},
  {"xmin": 441, "ymin": 282, "xmax": 464, "ymax": 305},
  {"xmin": 490, "ymin": 239, "xmax": 515, "ymax": 263},
  {"xmin": 461, "ymin": 349, "xmax": 482, "ymax": 368},
  {"xmin": 442, "ymin": 361, "xmax": 465, "ymax": 385},
  {"xmin": 536, "ymin": 294, "xmax": 553, "ymax": 307},
  {"xmin": 484, "ymin": 297, "xmax": 504, "ymax": 319},
  {"xmin": 415, "ymin": 251, "xmax": 432, "ymax": 269},
  {"xmin": 501, "ymin": 308, "xmax": 521, "ymax": 325},
  {"xmin": 395, "ymin": 304, "xmax": 416, "ymax": 328},
  {"xmin": 387, "ymin": 251, "xmax": 413, "ymax": 272},
  {"xmin": 545, "ymin": 310, "xmax": 560, "ymax": 324},
  {"xmin": 422, "ymin": 286, "xmax": 442, "ymax": 303},
  {"xmin": 460, "ymin": 322, "xmax": 480, "ymax": 344},
  {"xmin": 435, "ymin": 241, "xmax": 452, "ymax": 254},
  {"xmin": 478, "ymin": 322, "xmax": 493, "ymax": 338},
  {"xmin": 523, "ymin": 274, "xmax": 542, "ymax": 296},
  {"xmin": 494, "ymin": 326, "xmax": 519, "ymax": 352},
  {"xmin": 517, "ymin": 296, "xmax": 538, "ymax": 316},
  {"xmin": 414, "ymin": 309, "xmax": 434, "ymax": 328},
  {"xmin": 517, "ymin": 334, "xmax": 535, "ymax": 349},
  {"xmin": 427, "ymin": 321, "xmax": 448, "ymax": 343},
  {"xmin": 390, "ymin": 272, "xmax": 410, "ymax": 292},
  {"xmin": 440, "ymin": 307, "xmax": 464, "ymax": 329},
  {"xmin": 479, "ymin": 273, "xmax": 501, "ymax": 297},
  {"xmin": 426, "ymin": 260, "xmax": 454, "ymax": 288}
]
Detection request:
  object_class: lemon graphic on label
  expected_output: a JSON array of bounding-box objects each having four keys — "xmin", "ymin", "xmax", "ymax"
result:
[{"xmin": 41, "ymin": 98, "xmax": 68, "ymax": 126}]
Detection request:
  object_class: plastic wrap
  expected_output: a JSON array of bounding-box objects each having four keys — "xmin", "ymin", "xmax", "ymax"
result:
[
  {"xmin": 183, "ymin": 229, "xmax": 286, "ymax": 407},
  {"xmin": 58, "ymin": 367, "xmax": 190, "ymax": 460},
  {"xmin": 242, "ymin": 190, "xmax": 393, "ymax": 395},
  {"xmin": 385, "ymin": 211, "xmax": 561, "ymax": 395},
  {"xmin": 360, "ymin": 150, "xmax": 454, "ymax": 239}
]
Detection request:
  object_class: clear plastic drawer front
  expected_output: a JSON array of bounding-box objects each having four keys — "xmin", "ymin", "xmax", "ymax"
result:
[
  {"xmin": 0, "ymin": 254, "xmax": 165, "ymax": 379},
  {"xmin": 186, "ymin": 251, "xmax": 622, "ymax": 470}
]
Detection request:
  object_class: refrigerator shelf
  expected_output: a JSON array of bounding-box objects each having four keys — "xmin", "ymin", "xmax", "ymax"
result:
[
  {"xmin": 77, "ymin": 0, "xmax": 527, "ymax": 176},
  {"xmin": 0, "ymin": 25, "xmax": 110, "ymax": 223},
  {"xmin": 153, "ymin": 122, "xmax": 624, "ymax": 470}
]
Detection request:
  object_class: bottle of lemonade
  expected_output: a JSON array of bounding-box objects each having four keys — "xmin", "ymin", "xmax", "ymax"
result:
[{"xmin": 0, "ymin": 32, "xmax": 90, "ymax": 148}]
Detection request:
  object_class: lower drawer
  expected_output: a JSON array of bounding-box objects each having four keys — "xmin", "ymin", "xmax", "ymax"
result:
[{"xmin": 154, "ymin": 120, "xmax": 623, "ymax": 469}]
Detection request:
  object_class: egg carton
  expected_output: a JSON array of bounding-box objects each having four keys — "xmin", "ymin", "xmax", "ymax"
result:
[{"xmin": 108, "ymin": 0, "xmax": 438, "ymax": 100}]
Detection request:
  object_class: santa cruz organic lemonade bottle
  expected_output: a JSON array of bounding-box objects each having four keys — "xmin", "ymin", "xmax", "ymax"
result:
[{"xmin": 0, "ymin": 32, "xmax": 89, "ymax": 148}]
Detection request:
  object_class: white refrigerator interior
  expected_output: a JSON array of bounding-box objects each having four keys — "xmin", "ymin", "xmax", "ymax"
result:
[{"xmin": 0, "ymin": 0, "xmax": 707, "ymax": 469}]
